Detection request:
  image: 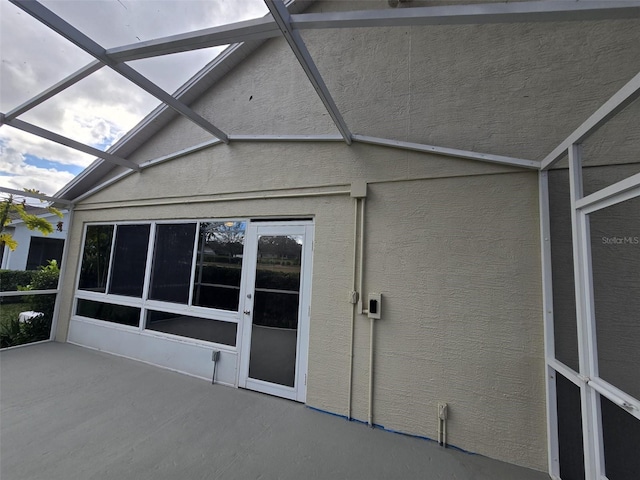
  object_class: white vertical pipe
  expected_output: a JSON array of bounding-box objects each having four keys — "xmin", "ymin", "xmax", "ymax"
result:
[
  {"xmin": 358, "ymin": 196, "xmax": 375, "ymax": 427},
  {"xmin": 347, "ymin": 197, "xmax": 359, "ymax": 419},
  {"xmin": 358, "ymin": 198, "xmax": 366, "ymax": 313},
  {"xmin": 368, "ymin": 316, "xmax": 374, "ymax": 426}
]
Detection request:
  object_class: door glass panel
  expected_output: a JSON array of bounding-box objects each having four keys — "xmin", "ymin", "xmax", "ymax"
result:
[{"xmin": 249, "ymin": 234, "xmax": 303, "ymax": 387}]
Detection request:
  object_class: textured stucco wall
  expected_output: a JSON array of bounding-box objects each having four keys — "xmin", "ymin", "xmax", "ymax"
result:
[
  {"xmin": 54, "ymin": 1, "xmax": 640, "ymax": 473},
  {"xmin": 125, "ymin": 3, "xmax": 640, "ymax": 166},
  {"xmin": 57, "ymin": 142, "xmax": 545, "ymax": 469}
]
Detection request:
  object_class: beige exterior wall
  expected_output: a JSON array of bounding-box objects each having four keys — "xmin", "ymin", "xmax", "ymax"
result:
[
  {"xmin": 57, "ymin": 142, "xmax": 545, "ymax": 469},
  {"xmin": 55, "ymin": 1, "xmax": 640, "ymax": 472}
]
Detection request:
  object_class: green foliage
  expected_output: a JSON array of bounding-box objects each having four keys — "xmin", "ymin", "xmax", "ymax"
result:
[
  {"xmin": 0, "ymin": 192, "xmax": 63, "ymax": 251},
  {"xmin": 0, "ymin": 269, "xmax": 37, "ymax": 292},
  {"xmin": 18, "ymin": 260, "xmax": 60, "ymax": 318},
  {"xmin": 0, "ymin": 317, "xmax": 23, "ymax": 348},
  {"xmin": 0, "ymin": 313, "xmax": 51, "ymax": 348},
  {"xmin": 0, "ymin": 262, "xmax": 58, "ymax": 348}
]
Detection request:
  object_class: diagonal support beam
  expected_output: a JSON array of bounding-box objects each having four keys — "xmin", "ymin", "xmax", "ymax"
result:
[
  {"xmin": 4, "ymin": 61, "xmax": 103, "ymax": 122},
  {"xmin": 291, "ymin": 1, "xmax": 640, "ymax": 29},
  {"xmin": 352, "ymin": 135, "xmax": 540, "ymax": 169},
  {"xmin": 107, "ymin": 16, "xmax": 280, "ymax": 63},
  {"xmin": 0, "ymin": 186, "xmax": 73, "ymax": 206},
  {"xmin": 3, "ymin": 117, "xmax": 140, "ymax": 171},
  {"xmin": 541, "ymin": 70, "xmax": 640, "ymax": 170},
  {"xmin": 10, "ymin": 0, "xmax": 229, "ymax": 144},
  {"xmin": 265, "ymin": 0, "xmax": 352, "ymax": 145}
]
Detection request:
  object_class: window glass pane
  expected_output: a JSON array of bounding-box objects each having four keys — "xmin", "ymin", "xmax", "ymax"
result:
[
  {"xmin": 78, "ymin": 225, "xmax": 114, "ymax": 293},
  {"xmin": 26, "ymin": 237, "xmax": 64, "ymax": 270},
  {"xmin": 249, "ymin": 235, "xmax": 302, "ymax": 387},
  {"xmin": 145, "ymin": 310, "xmax": 236, "ymax": 346},
  {"xmin": 75, "ymin": 299, "xmax": 140, "ymax": 327},
  {"xmin": 149, "ymin": 223, "xmax": 196, "ymax": 304},
  {"xmin": 589, "ymin": 196, "xmax": 640, "ymax": 400},
  {"xmin": 601, "ymin": 395, "xmax": 640, "ymax": 480},
  {"xmin": 193, "ymin": 222, "xmax": 245, "ymax": 311},
  {"xmin": 108, "ymin": 224, "xmax": 150, "ymax": 298}
]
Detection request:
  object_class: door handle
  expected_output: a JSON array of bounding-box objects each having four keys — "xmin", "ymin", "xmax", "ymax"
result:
[{"xmin": 244, "ymin": 310, "xmax": 251, "ymax": 315}]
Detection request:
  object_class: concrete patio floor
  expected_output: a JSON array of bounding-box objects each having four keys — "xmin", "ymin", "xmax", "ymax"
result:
[{"xmin": 1, "ymin": 342, "xmax": 549, "ymax": 480}]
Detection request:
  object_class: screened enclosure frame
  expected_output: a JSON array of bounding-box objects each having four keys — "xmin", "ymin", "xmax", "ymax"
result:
[{"xmin": 1, "ymin": 1, "xmax": 640, "ymax": 479}]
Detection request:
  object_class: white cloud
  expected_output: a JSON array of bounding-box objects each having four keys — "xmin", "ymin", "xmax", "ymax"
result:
[
  {"xmin": 0, "ymin": 0, "xmax": 268, "ymax": 197},
  {"xmin": 0, "ymin": 144, "xmax": 76, "ymax": 196}
]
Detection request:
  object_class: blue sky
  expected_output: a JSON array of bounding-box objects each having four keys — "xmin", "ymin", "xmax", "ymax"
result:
[
  {"xmin": 23, "ymin": 154, "xmax": 85, "ymax": 176},
  {"xmin": 0, "ymin": 0, "xmax": 268, "ymax": 199}
]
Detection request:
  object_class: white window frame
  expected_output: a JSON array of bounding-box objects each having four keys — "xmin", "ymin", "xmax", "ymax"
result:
[{"xmin": 73, "ymin": 218, "xmax": 249, "ymax": 350}]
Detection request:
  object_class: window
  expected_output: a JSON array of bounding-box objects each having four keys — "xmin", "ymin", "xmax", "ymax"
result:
[
  {"xmin": 78, "ymin": 225, "xmax": 114, "ymax": 293},
  {"xmin": 76, "ymin": 299, "xmax": 141, "ymax": 327},
  {"xmin": 146, "ymin": 310, "xmax": 237, "ymax": 346},
  {"xmin": 193, "ymin": 222, "xmax": 245, "ymax": 311},
  {"xmin": 26, "ymin": 237, "xmax": 64, "ymax": 270},
  {"xmin": 149, "ymin": 223, "xmax": 196, "ymax": 304},
  {"xmin": 109, "ymin": 224, "xmax": 150, "ymax": 297},
  {"xmin": 75, "ymin": 220, "xmax": 247, "ymax": 347}
]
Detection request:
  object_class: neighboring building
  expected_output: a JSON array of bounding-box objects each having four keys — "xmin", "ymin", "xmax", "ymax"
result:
[
  {"xmin": 0, "ymin": 207, "xmax": 69, "ymax": 271},
  {"xmin": 7, "ymin": 1, "xmax": 639, "ymax": 478}
]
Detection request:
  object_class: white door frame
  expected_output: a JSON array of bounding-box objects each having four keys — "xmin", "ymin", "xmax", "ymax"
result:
[{"xmin": 238, "ymin": 220, "xmax": 313, "ymax": 402}]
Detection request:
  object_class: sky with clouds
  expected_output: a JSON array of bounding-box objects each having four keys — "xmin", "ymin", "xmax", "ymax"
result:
[{"xmin": 0, "ymin": 0, "xmax": 268, "ymax": 200}]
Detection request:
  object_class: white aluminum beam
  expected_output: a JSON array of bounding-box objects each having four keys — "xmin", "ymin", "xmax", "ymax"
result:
[
  {"xmin": 10, "ymin": 0, "xmax": 229, "ymax": 144},
  {"xmin": 228, "ymin": 134, "xmax": 344, "ymax": 142},
  {"xmin": 291, "ymin": 1, "xmax": 640, "ymax": 29},
  {"xmin": 3, "ymin": 61, "xmax": 103, "ymax": 122},
  {"xmin": 352, "ymin": 135, "xmax": 540, "ymax": 169},
  {"xmin": 542, "ymin": 70, "xmax": 640, "ymax": 170},
  {"xmin": 539, "ymin": 171, "xmax": 561, "ymax": 479},
  {"xmin": 0, "ymin": 186, "xmax": 73, "ymax": 206},
  {"xmin": 568, "ymin": 145, "xmax": 605, "ymax": 479},
  {"xmin": 4, "ymin": 118, "xmax": 140, "ymax": 172},
  {"xmin": 107, "ymin": 16, "xmax": 280, "ymax": 62},
  {"xmin": 577, "ymin": 172, "xmax": 640, "ymax": 214},
  {"xmin": 265, "ymin": 0, "xmax": 352, "ymax": 145},
  {"xmin": 588, "ymin": 377, "xmax": 640, "ymax": 421}
]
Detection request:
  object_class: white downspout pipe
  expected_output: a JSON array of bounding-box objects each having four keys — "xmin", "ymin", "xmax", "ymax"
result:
[
  {"xmin": 347, "ymin": 197, "xmax": 359, "ymax": 420},
  {"xmin": 368, "ymin": 315, "xmax": 374, "ymax": 427}
]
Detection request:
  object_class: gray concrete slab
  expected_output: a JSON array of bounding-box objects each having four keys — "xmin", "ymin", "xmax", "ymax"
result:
[{"xmin": 1, "ymin": 342, "xmax": 549, "ymax": 480}]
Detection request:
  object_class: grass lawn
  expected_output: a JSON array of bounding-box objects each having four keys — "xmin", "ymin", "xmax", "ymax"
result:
[{"xmin": 0, "ymin": 302, "xmax": 30, "ymax": 328}]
